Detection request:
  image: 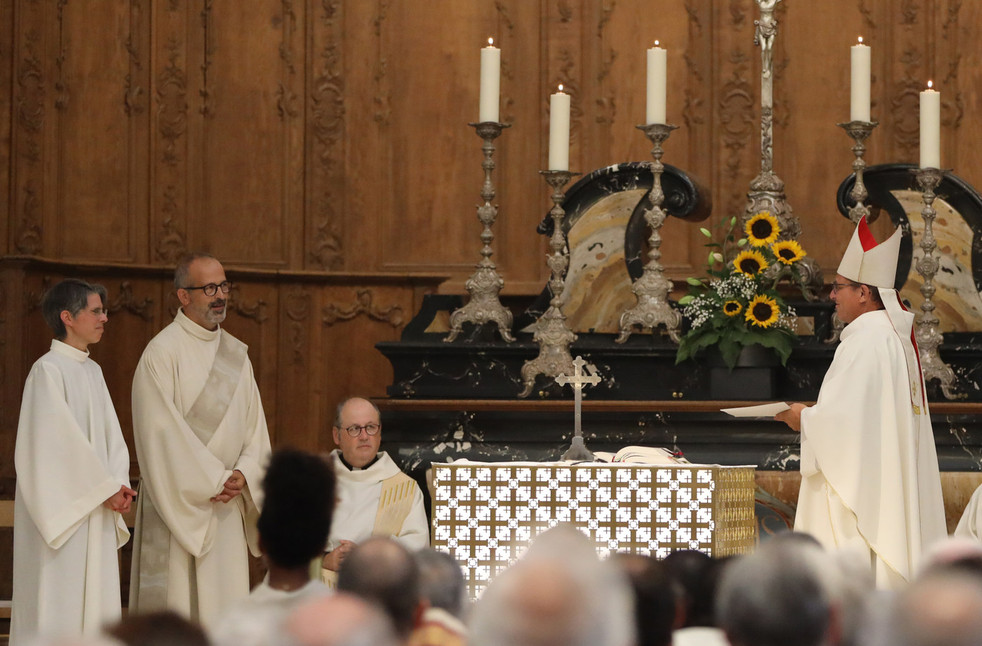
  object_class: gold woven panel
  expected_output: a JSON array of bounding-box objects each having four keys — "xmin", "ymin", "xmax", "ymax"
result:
[{"xmin": 431, "ymin": 462, "xmax": 756, "ymax": 598}]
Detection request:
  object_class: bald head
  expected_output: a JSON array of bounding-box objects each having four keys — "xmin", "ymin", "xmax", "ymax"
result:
[
  {"xmin": 286, "ymin": 593, "xmax": 398, "ymax": 646},
  {"xmin": 337, "ymin": 537, "xmax": 422, "ymax": 639}
]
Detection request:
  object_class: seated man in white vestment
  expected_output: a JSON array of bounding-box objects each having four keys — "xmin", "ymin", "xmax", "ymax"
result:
[
  {"xmin": 321, "ymin": 397, "xmax": 429, "ymax": 584},
  {"xmin": 11, "ymin": 279, "xmax": 136, "ymax": 644},
  {"xmin": 776, "ymin": 216, "xmax": 946, "ymax": 589},
  {"xmin": 129, "ymin": 252, "xmax": 272, "ymax": 627},
  {"xmin": 212, "ymin": 448, "xmax": 334, "ymax": 646}
]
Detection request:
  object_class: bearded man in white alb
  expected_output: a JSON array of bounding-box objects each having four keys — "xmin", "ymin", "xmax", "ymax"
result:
[
  {"xmin": 129, "ymin": 252, "xmax": 272, "ymax": 626},
  {"xmin": 321, "ymin": 397, "xmax": 428, "ymax": 585},
  {"xmin": 776, "ymin": 216, "xmax": 946, "ymax": 589},
  {"xmin": 11, "ymin": 279, "xmax": 136, "ymax": 644}
]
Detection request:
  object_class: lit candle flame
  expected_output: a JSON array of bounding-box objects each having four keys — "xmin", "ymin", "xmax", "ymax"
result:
[
  {"xmin": 558, "ymin": 84, "xmax": 564, "ymax": 93},
  {"xmin": 857, "ymin": 36, "xmax": 864, "ymax": 44},
  {"xmin": 488, "ymin": 37, "xmax": 494, "ymax": 46},
  {"xmin": 927, "ymin": 80, "xmax": 934, "ymax": 89},
  {"xmin": 654, "ymin": 40, "xmax": 660, "ymax": 47}
]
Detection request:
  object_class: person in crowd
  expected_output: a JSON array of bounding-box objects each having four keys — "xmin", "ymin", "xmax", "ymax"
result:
[
  {"xmin": 284, "ymin": 593, "xmax": 399, "ymax": 646},
  {"xmin": 129, "ymin": 252, "xmax": 272, "ymax": 626},
  {"xmin": 410, "ymin": 548, "xmax": 469, "ymax": 646},
  {"xmin": 612, "ymin": 553, "xmax": 679, "ymax": 646},
  {"xmin": 106, "ymin": 610, "xmax": 211, "ymax": 646},
  {"xmin": 662, "ymin": 550, "xmax": 728, "ymax": 646},
  {"xmin": 11, "ymin": 279, "xmax": 135, "ymax": 644}
]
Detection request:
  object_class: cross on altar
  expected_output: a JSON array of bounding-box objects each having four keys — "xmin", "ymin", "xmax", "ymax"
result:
[{"xmin": 556, "ymin": 356, "xmax": 601, "ymax": 461}]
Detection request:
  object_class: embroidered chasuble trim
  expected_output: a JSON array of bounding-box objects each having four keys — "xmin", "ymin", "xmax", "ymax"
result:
[
  {"xmin": 373, "ymin": 473, "xmax": 416, "ymax": 538},
  {"xmin": 184, "ymin": 331, "xmax": 248, "ymax": 446},
  {"xmin": 130, "ymin": 488, "xmax": 171, "ymax": 612}
]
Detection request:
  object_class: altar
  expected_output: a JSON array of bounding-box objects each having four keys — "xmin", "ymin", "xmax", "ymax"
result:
[{"xmin": 430, "ymin": 460, "xmax": 756, "ymax": 598}]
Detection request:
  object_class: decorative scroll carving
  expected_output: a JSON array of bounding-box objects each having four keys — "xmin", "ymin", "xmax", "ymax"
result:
[
  {"xmin": 229, "ymin": 285, "xmax": 269, "ymax": 324},
  {"xmin": 124, "ymin": 1, "xmax": 146, "ymax": 116},
  {"xmin": 858, "ymin": 0, "xmax": 875, "ymax": 30},
  {"xmin": 276, "ymin": 0, "xmax": 299, "ymax": 121},
  {"xmin": 54, "ymin": 0, "xmax": 69, "ymax": 111},
  {"xmin": 889, "ymin": 51, "xmax": 922, "ymax": 161},
  {"xmin": 682, "ymin": 0, "xmax": 706, "ymax": 129},
  {"xmin": 729, "ymin": 0, "xmax": 747, "ymax": 29},
  {"xmin": 594, "ymin": 3, "xmax": 617, "ymax": 126},
  {"xmin": 17, "ymin": 182, "xmax": 43, "ymax": 254},
  {"xmin": 900, "ymin": 0, "xmax": 918, "ymax": 25},
  {"xmin": 494, "ymin": 1, "xmax": 516, "ymax": 122},
  {"xmin": 493, "ymin": 0, "xmax": 515, "ymax": 33},
  {"xmin": 322, "ymin": 289, "xmax": 404, "ymax": 328},
  {"xmin": 941, "ymin": 2, "xmax": 964, "ymax": 132},
  {"xmin": 157, "ymin": 39, "xmax": 188, "ymax": 166},
  {"xmin": 719, "ymin": 49, "xmax": 754, "ymax": 217},
  {"xmin": 277, "ymin": 83, "xmax": 300, "ymax": 120},
  {"xmin": 557, "ymin": 1, "xmax": 574, "ymax": 23},
  {"xmin": 308, "ymin": 0, "xmax": 345, "ymax": 269},
  {"xmin": 17, "ymin": 31, "xmax": 44, "ymax": 167},
  {"xmin": 373, "ymin": 1, "xmax": 390, "ymax": 125},
  {"xmin": 107, "ymin": 281, "xmax": 154, "ymax": 320},
  {"xmin": 155, "ymin": 185, "xmax": 186, "ymax": 263},
  {"xmin": 284, "ymin": 286, "xmax": 311, "ymax": 364},
  {"xmin": 200, "ymin": 0, "xmax": 214, "ymax": 116},
  {"xmin": 556, "ymin": 48, "xmax": 581, "ymax": 125}
]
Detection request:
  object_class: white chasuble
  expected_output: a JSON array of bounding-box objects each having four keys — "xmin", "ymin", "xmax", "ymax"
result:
[
  {"xmin": 11, "ymin": 341, "xmax": 131, "ymax": 645},
  {"xmin": 321, "ymin": 450, "xmax": 429, "ymax": 584},
  {"xmin": 795, "ymin": 310, "xmax": 946, "ymax": 588},
  {"xmin": 129, "ymin": 309, "xmax": 271, "ymax": 627}
]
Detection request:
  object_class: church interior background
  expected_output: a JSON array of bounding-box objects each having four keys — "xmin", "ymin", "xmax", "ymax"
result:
[{"xmin": 2, "ymin": 0, "xmax": 982, "ymax": 619}]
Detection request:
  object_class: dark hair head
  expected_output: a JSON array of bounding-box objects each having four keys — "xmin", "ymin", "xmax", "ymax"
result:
[
  {"xmin": 663, "ymin": 549, "xmax": 720, "ymax": 627},
  {"xmin": 257, "ymin": 448, "xmax": 335, "ymax": 568},
  {"xmin": 338, "ymin": 538, "xmax": 421, "ymax": 639},
  {"xmin": 107, "ymin": 610, "xmax": 210, "ymax": 646},
  {"xmin": 41, "ymin": 279, "xmax": 107, "ymax": 340},
  {"xmin": 613, "ymin": 553, "xmax": 679, "ymax": 646},
  {"xmin": 174, "ymin": 251, "xmax": 218, "ymax": 290}
]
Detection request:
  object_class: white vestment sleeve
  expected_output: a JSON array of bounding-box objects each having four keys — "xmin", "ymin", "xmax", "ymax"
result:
[
  {"xmin": 397, "ymin": 486, "xmax": 431, "ymax": 549},
  {"xmin": 132, "ymin": 346, "xmax": 232, "ymax": 558},
  {"xmin": 15, "ymin": 361, "xmax": 122, "ymax": 549}
]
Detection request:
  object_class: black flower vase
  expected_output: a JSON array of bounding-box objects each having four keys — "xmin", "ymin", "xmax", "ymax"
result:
[{"xmin": 707, "ymin": 344, "xmax": 780, "ymax": 400}]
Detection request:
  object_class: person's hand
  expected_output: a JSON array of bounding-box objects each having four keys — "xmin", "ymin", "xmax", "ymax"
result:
[
  {"xmin": 103, "ymin": 484, "xmax": 138, "ymax": 513},
  {"xmin": 321, "ymin": 540, "xmax": 356, "ymax": 571},
  {"xmin": 775, "ymin": 403, "xmax": 807, "ymax": 432},
  {"xmin": 211, "ymin": 469, "xmax": 246, "ymax": 503}
]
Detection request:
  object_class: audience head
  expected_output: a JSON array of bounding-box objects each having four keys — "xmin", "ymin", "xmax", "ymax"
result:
[
  {"xmin": 332, "ymin": 397, "xmax": 382, "ymax": 468},
  {"xmin": 716, "ymin": 540, "xmax": 835, "ymax": 646},
  {"xmin": 469, "ymin": 525, "xmax": 635, "ymax": 646},
  {"xmin": 872, "ymin": 567, "xmax": 982, "ymax": 646},
  {"xmin": 106, "ymin": 610, "xmax": 210, "ymax": 646},
  {"xmin": 285, "ymin": 593, "xmax": 399, "ymax": 646},
  {"xmin": 612, "ymin": 553, "xmax": 679, "ymax": 646},
  {"xmin": 920, "ymin": 535, "xmax": 982, "ymax": 577},
  {"xmin": 414, "ymin": 547, "xmax": 468, "ymax": 619},
  {"xmin": 337, "ymin": 537, "xmax": 422, "ymax": 640},
  {"xmin": 662, "ymin": 549, "xmax": 718, "ymax": 628},
  {"xmin": 41, "ymin": 278, "xmax": 108, "ymax": 345},
  {"xmin": 257, "ymin": 448, "xmax": 336, "ymax": 569}
]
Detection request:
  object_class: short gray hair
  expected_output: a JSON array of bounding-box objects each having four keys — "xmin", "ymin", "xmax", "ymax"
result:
[
  {"xmin": 174, "ymin": 251, "xmax": 218, "ymax": 290},
  {"xmin": 334, "ymin": 397, "xmax": 381, "ymax": 429}
]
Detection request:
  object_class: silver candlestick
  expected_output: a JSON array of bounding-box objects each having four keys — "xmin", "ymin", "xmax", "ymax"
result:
[
  {"xmin": 616, "ymin": 123, "xmax": 682, "ymax": 344},
  {"xmin": 519, "ymin": 170, "xmax": 580, "ymax": 398},
  {"xmin": 445, "ymin": 121, "xmax": 516, "ymax": 343},
  {"xmin": 911, "ymin": 167, "xmax": 957, "ymax": 398},
  {"xmin": 837, "ymin": 120, "xmax": 879, "ymax": 223}
]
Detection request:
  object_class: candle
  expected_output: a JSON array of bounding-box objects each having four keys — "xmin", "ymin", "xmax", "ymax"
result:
[
  {"xmin": 919, "ymin": 81, "xmax": 941, "ymax": 169},
  {"xmin": 479, "ymin": 37, "xmax": 500, "ymax": 123},
  {"xmin": 548, "ymin": 85, "xmax": 570, "ymax": 171},
  {"xmin": 646, "ymin": 41, "xmax": 667, "ymax": 124},
  {"xmin": 850, "ymin": 37, "xmax": 871, "ymax": 122}
]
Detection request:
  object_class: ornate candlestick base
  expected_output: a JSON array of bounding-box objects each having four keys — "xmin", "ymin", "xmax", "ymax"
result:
[
  {"xmin": 616, "ymin": 123, "xmax": 682, "ymax": 344},
  {"xmin": 446, "ymin": 121, "xmax": 516, "ymax": 343},
  {"xmin": 519, "ymin": 170, "xmax": 579, "ymax": 398},
  {"xmin": 837, "ymin": 120, "xmax": 878, "ymax": 224},
  {"xmin": 912, "ymin": 167, "xmax": 957, "ymax": 398}
]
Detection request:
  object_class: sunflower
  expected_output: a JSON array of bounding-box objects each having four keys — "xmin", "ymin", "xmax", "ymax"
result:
[
  {"xmin": 733, "ymin": 250, "xmax": 768, "ymax": 276},
  {"xmin": 772, "ymin": 240, "xmax": 806, "ymax": 265},
  {"xmin": 745, "ymin": 295, "xmax": 780, "ymax": 328},
  {"xmin": 723, "ymin": 300, "xmax": 743, "ymax": 316},
  {"xmin": 745, "ymin": 211, "xmax": 780, "ymax": 247}
]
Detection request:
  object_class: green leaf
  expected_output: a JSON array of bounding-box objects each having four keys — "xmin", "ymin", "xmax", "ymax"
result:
[
  {"xmin": 685, "ymin": 277, "xmax": 703, "ymax": 286},
  {"xmin": 678, "ymin": 295, "xmax": 695, "ymax": 305},
  {"xmin": 737, "ymin": 238, "xmax": 748, "ymax": 247},
  {"xmin": 730, "ymin": 216, "xmax": 738, "ymax": 227},
  {"xmin": 700, "ymin": 227, "xmax": 712, "ymax": 238}
]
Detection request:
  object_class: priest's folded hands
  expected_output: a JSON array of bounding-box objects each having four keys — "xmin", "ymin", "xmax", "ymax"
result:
[
  {"xmin": 102, "ymin": 484, "xmax": 138, "ymax": 513},
  {"xmin": 211, "ymin": 469, "xmax": 246, "ymax": 503}
]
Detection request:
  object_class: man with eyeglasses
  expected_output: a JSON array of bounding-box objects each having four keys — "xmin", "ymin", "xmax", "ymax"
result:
[
  {"xmin": 129, "ymin": 252, "xmax": 272, "ymax": 626},
  {"xmin": 775, "ymin": 216, "xmax": 945, "ymax": 589},
  {"xmin": 321, "ymin": 397, "xmax": 428, "ymax": 586},
  {"xmin": 11, "ymin": 279, "xmax": 135, "ymax": 644}
]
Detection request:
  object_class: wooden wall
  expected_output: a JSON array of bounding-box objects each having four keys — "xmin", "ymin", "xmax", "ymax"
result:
[{"xmin": 2, "ymin": 0, "xmax": 980, "ymax": 463}]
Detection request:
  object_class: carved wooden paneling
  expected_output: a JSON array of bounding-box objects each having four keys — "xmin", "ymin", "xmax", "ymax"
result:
[{"xmin": 0, "ymin": 0, "xmax": 11, "ymax": 256}]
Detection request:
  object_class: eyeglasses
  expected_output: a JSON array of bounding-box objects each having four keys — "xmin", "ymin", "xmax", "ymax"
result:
[
  {"xmin": 830, "ymin": 281, "xmax": 861, "ymax": 294},
  {"xmin": 182, "ymin": 281, "xmax": 232, "ymax": 297},
  {"xmin": 342, "ymin": 423, "xmax": 381, "ymax": 437}
]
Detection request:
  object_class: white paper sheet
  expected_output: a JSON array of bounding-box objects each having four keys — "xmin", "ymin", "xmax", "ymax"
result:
[{"xmin": 720, "ymin": 402, "xmax": 791, "ymax": 418}]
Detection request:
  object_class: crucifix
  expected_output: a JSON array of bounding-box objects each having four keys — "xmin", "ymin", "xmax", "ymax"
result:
[{"xmin": 556, "ymin": 356, "xmax": 601, "ymax": 461}]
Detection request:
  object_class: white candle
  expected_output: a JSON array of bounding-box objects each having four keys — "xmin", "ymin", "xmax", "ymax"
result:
[
  {"xmin": 479, "ymin": 38, "xmax": 500, "ymax": 123},
  {"xmin": 646, "ymin": 41, "xmax": 667, "ymax": 124},
  {"xmin": 548, "ymin": 85, "xmax": 570, "ymax": 171},
  {"xmin": 850, "ymin": 37, "xmax": 871, "ymax": 122},
  {"xmin": 920, "ymin": 81, "xmax": 941, "ymax": 169}
]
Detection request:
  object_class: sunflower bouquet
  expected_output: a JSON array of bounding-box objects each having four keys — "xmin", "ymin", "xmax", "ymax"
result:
[{"xmin": 676, "ymin": 211, "xmax": 809, "ymax": 370}]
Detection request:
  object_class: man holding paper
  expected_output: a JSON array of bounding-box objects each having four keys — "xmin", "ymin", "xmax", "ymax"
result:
[{"xmin": 775, "ymin": 216, "xmax": 945, "ymax": 589}]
